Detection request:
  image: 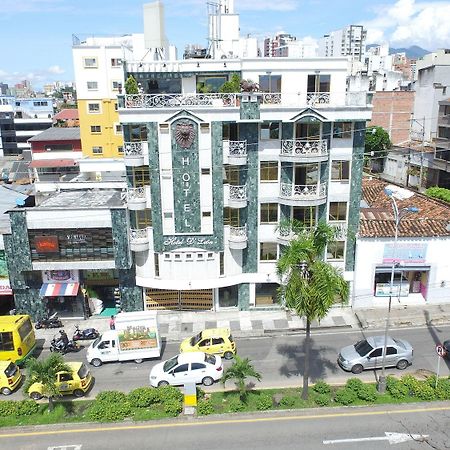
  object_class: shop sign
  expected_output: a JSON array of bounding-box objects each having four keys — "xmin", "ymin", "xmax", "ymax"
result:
[
  {"xmin": 163, "ymin": 236, "xmax": 214, "ymax": 247},
  {"xmin": 375, "ymin": 281, "xmax": 409, "ymax": 297},
  {"xmin": 42, "ymin": 270, "xmax": 79, "ymax": 283},
  {"xmin": 35, "ymin": 236, "xmax": 59, "ymax": 253},
  {"xmin": 382, "ymin": 243, "xmax": 427, "ymax": 264},
  {"xmin": 84, "ymin": 270, "xmax": 115, "ymax": 281},
  {"xmin": 66, "ymin": 233, "xmax": 88, "ymax": 244}
]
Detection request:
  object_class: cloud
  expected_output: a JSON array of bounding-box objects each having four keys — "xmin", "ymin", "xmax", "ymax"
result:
[
  {"xmin": 1, "ymin": 0, "xmax": 68, "ymax": 13},
  {"xmin": 364, "ymin": 0, "xmax": 450, "ymax": 50},
  {"xmin": 48, "ymin": 65, "xmax": 65, "ymax": 75},
  {"xmin": 0, "ymin": 66, "xmax": 69, "ymax": 88},
  {"xmin": 237, "ymin": 0, "xmax": 300, "ymax": 11}
]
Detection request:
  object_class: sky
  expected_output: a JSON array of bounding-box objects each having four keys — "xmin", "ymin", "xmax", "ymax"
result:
[{"xmin": 1, "ymin": 0, "xmax": 450, "ymax": 89}]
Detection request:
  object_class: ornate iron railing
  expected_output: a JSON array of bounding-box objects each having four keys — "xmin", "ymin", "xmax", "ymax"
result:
[
  {"xmin": 229, "ymin": 184, "xmax": 247, "ymax": 201},
  {"xmin": 126, "ymin": 187, "xmax": 146, "ymax": 202},
  {"xmin": 124, "ymin": 93, "xmax": 238, "ymax": 108},
  {"xmin": 229, "ymin": 225, "xmax": 247, "ymax": 240},
  {"xmin": 280, "ymin": 139, "xmax": 328, "ymax": 157},
  {"xmin": 130, "ymin": 228, "xmax": 148, "ymax": 242},
  {"xmin": 228, "ymin": 140, "xmax": 247, "ymax": 157},
  {"xmin": 306, "ymin": 92, "xmax": 331, "ymax": 106},
  {"xmin": 280, "ymin": 183, "xmax": 327, "ymax": 199},
  {"xmin": 260, "ymin": 93, "xmax": 282, "ymax": 104},
  {"xmin": 123, "ymin": 141, "xmax": 144, "ymax": 157}
]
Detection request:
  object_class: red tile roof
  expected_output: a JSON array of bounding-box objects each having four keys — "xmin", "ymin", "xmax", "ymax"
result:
[
  {"xmin": 53, "ymin": 109, "xmax": 79, "ymax": 120},
  {"xmin": 360, "ymin": 178, "xmax": 450, "ymax": 238}
]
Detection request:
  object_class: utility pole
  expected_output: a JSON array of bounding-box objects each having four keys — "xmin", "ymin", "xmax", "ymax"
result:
[{"xmin": 418, "ymin": 116, "xmax": 425, "ymax": 191}]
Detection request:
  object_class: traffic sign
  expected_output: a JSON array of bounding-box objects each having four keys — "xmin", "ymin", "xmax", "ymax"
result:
[{"xmin": 436, "ymin": 344, "xmax": 447, "ymax": 357}]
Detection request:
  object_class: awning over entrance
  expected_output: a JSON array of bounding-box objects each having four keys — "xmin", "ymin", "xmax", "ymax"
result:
[
  {"xmin": 29, "ymin": 159, "xmax": 79, "ymax": 168},
  {"xmin": 40, "ymin": 282, "xmax": 80, "ymax": 297}
]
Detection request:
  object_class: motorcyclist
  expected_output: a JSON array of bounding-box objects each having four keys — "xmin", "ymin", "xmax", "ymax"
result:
[{"xmin": 58, "ymin": 330, "xmax": 69, "ymax": 349}]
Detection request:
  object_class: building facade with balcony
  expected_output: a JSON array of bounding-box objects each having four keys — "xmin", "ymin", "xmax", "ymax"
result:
[{"xmin": 118, "ymin": 56, "xmax": 371, "ymax": 311}]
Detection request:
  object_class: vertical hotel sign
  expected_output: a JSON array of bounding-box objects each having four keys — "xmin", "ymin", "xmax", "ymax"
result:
[{"xmin": 171, "ymin": 119, "xmax": 201, "ymax": 233}]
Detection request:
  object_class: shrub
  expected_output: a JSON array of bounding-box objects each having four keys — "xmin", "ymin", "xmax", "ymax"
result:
[
  {"xmin": 157, "ymin": 385, "xmax": 183, "ymax": 403},
  {"xmin": 128, "ymin": 387, "xmax": 160, "ymax": 408},
  {"xmin": 227, "ymin": 396, "xmax": 245, "ymax": 412},
  {"xmin": 96, "ymin": 391, "xmax": 128, "ymax": 404},
  {"xmin": 400, "ymin": 375, "xmax": 420, "ymax": 395},
  {"xmin": 163, "ymin": 398, "xmax": 182, "ymax": 416},
  {"xmin": 196, "ymin": 388, "xmax": 206, "ymax": 400},
  {"xmin": 432, "ymin": 377, "xmax": 450, "ymax": 400},
  {"xmin": 279, "ymin": 395, "xmax": 296, "ymax": 408},
  {"xmin": 313, "ymin": 381, "xmax": 331, "ymax": 395},
  {"xmin": 356, "ymin": 384, "xmax": 378, "ymax": 402},
  {"xmin": 386, "ymin": 376, "xmax": 409, "ymax": 399},
  {"xmin": 413, "ymin": 382, "xmax": 436, "ymax": 401},
  {"xmin": 314, "ymin": 393, "xmax": 331, "ymax": 406},
  {"xmin": 255, "ymin": 394, "xmax": 273, "ymax": 411},
  {"xmin": 87, "ymin": 401, "xmax": 132, "ymax": 422},
  {"xmin": 0, "ymin": 400, "xmax": 17, "ymax": 417},
  {"xmin": 197, "ymin": 400, "xmax": 215, "ymax": 416},
  {"xmin": 15, "ymin": 400, "xmax": 39, "ymax": 416},
  {"xmin": 334, "ymin": 388, "xmax": 357, "ymax": 405},
  {"xmin": 346, "ymin": 378, "xmax": 364, "ymax": 392}
]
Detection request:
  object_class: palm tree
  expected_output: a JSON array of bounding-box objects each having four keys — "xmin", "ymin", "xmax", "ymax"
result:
[
  {"xmin": 277, "ymin": 220, "xmax": 349, "ymax": 399},
  {"xmin": 23, "ymin": 353, "xmax": 71, "ymax": 410},
  {"xmin": 222, "ymin": 355, "xmax": 262, "ymax": 401}
]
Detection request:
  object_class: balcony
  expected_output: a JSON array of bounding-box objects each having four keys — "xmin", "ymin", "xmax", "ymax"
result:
[
  {"xmin": 277, "ymin": 226, "xmax": 296, "ymax": 244},
  {"xmin": 280, "ymin": 139, "xmax": 328, "ymax": 162},
  {"xmin": 129, "ymin": 228, "xmax": 149, "ymax": 252},
  {"xmin": 126, "ymin": 187, "xmax": 146, "ymax": 210},
  {"xmin": 223, "ymin": 140, "xmax": 247, "ymax": 165},
  {"xmin": 226, "ymin": 184, "xmax": 247, "ymax": 208},
  {"xmin": 123, "ymin": 141, "xmax": 148, "ymax": 166},
  {"xmin": 279, "ymin": 182, "xmax": 327, "ymax": 206},
  {"xmin": 229, "ymin": 225, "xmax": 248, "ymax": 250}
]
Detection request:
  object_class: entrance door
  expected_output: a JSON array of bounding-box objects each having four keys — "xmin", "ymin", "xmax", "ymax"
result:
[{"xmin": 145, "ymin": 289, "xmax": 213, "ymax": 310}]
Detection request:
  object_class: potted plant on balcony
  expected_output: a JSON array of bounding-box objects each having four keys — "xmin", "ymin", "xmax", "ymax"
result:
[
  {"xmin": 125, "ymin": 75, "xmax": 139, "ymax": 94},
  {"xmin": 219, "ymin": 74, "xmax": 243, "ymax": 106}
]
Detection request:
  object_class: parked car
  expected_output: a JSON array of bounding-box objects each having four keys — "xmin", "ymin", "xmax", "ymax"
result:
[
  {"xmin": 180, "ymin": 328, "xmax": 236, "ymax": 360},
  {"xmin": 338, "ymin": 336, "xmax": 413, "ymax": 374},
  {"xmin": 443, "ymin": 340, "xmax": 450, "ymax": 358},
  {"xmin": 28, "ymin": 362, "xmax": 93, "ymax": 400},
  {"xmin": 0, "ymin": 361, "xmax": 22, "ymax": 395},
  {"xmin": 149, "ymin": 352, "xmax": 223, "ymax": 387}
]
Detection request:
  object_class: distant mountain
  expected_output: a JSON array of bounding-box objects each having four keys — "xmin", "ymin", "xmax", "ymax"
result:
[{"xmin": 367, "ymin": 44, "xmax": 430, "ymax": 59}]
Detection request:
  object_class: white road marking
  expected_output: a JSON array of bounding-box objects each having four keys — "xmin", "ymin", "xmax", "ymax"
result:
[
  {"xmin": 48, "ymin": 445, "xmax": 82, "ymax": 450},
  {"xmin": 323, "ymin": 432, "xmax": 429, "ymax": 445}
]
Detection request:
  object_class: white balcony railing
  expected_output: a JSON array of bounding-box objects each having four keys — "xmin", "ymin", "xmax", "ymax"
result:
[
  {"xmin": 280, "ymin": 139, "xmax": 328, "ymax": 158},
  {"xmin": 228, "ymin": 140, "xmax": 247, "ymax": 158},
  {"xmin": 229, "ymin": 184, "xmax": 247, "ymax": 201},
  {"xmin": 123, "ymin": 93, "xmax": 238, "ymax": 108},
  {"xmin": 124, "ymin": 141, "xmax": 144, "ymax": 157},
  {"xmin": 129, "ymin": 227, "xmax": 149, "ymax": 252},
  {"xmin": 280, "ymin": 183, "xmax": 327, "ymax": 200},
  {"xmin": 229, "ymin": 225, "xmax": 247, "ymax": 241},
  {"xmin": 126, "ymin": 187, "xmax": 146, "ymax": 202},
  {"xmin": 306, "ymin": 92, "xmax": 330, "ymax": 106}
]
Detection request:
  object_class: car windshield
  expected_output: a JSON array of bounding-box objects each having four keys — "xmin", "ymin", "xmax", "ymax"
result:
[
  {"xmin": 163, "ymin": 356, "xmax": 179, "ymax": 372},
  {"xmin": 228, "ymin": 334, "xmax": 234, "ymax": 343},
  {"xmin": 4, "ymin": 362, "xmax": 18, "ymax": 377},
  {"xmin": 78, "ymin": 363, "xmax": 89, "ymax": 379},
  {"xmin": 204, "ymin": 354, "xmax": 216, "ymax": 365},
  {"xmin": 190, "ymin": 332, "xmax": 203, "ymax": 346},
  {"xmin": 92, "ymin": 336, "xmax": 102, "ymax": 348},
  {"xmin": 354, "ymin": 339, "xmax": 374, "ymax": 356}
]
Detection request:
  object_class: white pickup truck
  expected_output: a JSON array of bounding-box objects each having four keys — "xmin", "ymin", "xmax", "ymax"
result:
[{"xmin": 86, "ymin": 311, "xmax": 161, "ymax": 367}]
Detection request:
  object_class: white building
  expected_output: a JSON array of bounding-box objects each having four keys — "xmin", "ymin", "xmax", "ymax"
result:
[{"xmin": 318, "ymin": 25, "xmax": 367, "ymax": 62}]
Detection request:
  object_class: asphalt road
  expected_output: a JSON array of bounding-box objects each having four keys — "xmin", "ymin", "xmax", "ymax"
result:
[
  {"xmin": 9, "ymin": 324, "xmax": 450, "ymax": 399},
  {"xmin": 1, "ymin": 403, "xmax": 449, "ymax": 450}
]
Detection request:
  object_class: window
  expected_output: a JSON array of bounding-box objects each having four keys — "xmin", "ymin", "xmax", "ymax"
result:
[
  {"xmin": 199, "ymin": 339, "xmax": 211, "ymax": 347},
  {"xmin": 329, "ymin": 202, "xmax": 347, "ymax": 221},
  {"xmin": 260, "ymin": 203, "xmax": 278, "ymax": 224},
  {"xmin": 327, "ymin": 241, "xmax": 345, "ymax": 260},
  {"xmin": 111, "ymin": 58, "xmax": 122, "ymax": 67},
  {"xmin": 293, "ymin": 206, "xmax": 316, "ymax": 228},
  {"xmin": 132, "ymin": 209, "xmax": 152, "ymax": 228},
  {"xmin": 333, "ymin": 122, "xmax": 352, "ymax": 139},
  {"xmin": 154, "ymin": 254, "xmax": 159, "ymax": 277},
  {"xmin": 115, "ymin": 124, "xmax": 123, "ymax": 134},
  {"xmin": 112, "ymin": 81, "xmax": 121, "ymax": 91},
  {"xmin": 0, "ymin": 332, "xmax": 14, "ymax": 351},
  {"xmin": 224, "ymin": 165, "xmax": 240, "ymax": 185},
  {"xmin": 331, "ymin": 161, "xmax": 350, "ymax": 181},
  {"xmin": 117, "ymin": 146, "xmax": 124, "ymax": 154},
  {"xmin": 114, "ymin": 103, "xmax": 118, "ymax": 111},
  {"xmin": 33, "ymin": 101, "xmax": 48, "ymax": 106},
  {"xmin": 223, "ymin": 207, "xmax": 240, "ymax": 226},
  {"xmin": 222, "ymin": 123, "xmax": 238, "ymax": 140},
  {"xmin": 196, "ymin": 74, "xmax": 228, "ymax": 93},
  {"xmin": 92, "ymin": 146, "xmax": 103, "ymax": 155},
  {"xmin": 219, "ymin": 251, "xmax": 224, "ymax": 276},
  {"xmin": 90, "ymin": 125, "xmax": 101, "ymax": 133},
  {"xmin": 307, "ymin": 74, "xmax": 330, "ymax": 92},
  {"xmin": 88, "ymin": 103, "xmax": 100, "ymax": 113},
  {"xmin": 212, "ymin": 337, "xmax": 224, "ymax": 345},
  {"xmin": 260, "ymin": 243, "xmax": 277, "ymax": 261},
  {"xmin": 83, "ymin": 57, "xmax": 98, "ymax": 68},
  {"xmin": 386, "ymin": 347, "xmax": 397, "ymax": 355},
  {"xmin": 258, "ymin": 74, "xmax": 282, "ymax": 93},
  {"xmin": 173, "ymin": 364, "xmax": 189, "ymax": 374},
  {"xmin": 132, "ymin": 167, "xmax": 150, "ymax": 187},
  {"xmin": 87, "ymin": 81, "xmax": 98, "ymax": 90},
  {"xmin": 59, "ymin": 373, "xmax": 73, "ymax": 382},
  {"xmin": 369, "ymin": 348, "xmax": 383, "ymax": 358},
  {"xmin": 191, "ymin": 363, "xmax": 206, "ymax": 370},
  {"xmin": 260, "ymin": 122, "xmax": 280, "ymax": 140},
  {"xmin": 201, "ymin": 168, "xmax": 210, "ymax": 175},
  {"xmin": 260, "ymin": 162, "xmax": 278, "ymax": 181},
  {"xmin": 129, "ymin": 124, "xmax": 148, "ymax": 142},
  {"xmin": 202, "ymin": 211, "xmax": 211, "ymax": 217}
]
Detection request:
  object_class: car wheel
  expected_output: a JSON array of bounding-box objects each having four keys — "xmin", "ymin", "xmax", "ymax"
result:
[
  {"xmin": 134, "ymin": 359, "xmax": 143, "ymax": 364},
  {"xmin": 158, "ymin": 380, "xmax": 169, "ymax": 387},
  {"xmin": 202, "ymin": 376, "xmax": 214, "ymax": 386},
  {"xmin": 396, "ymin": 359, "xmax": 409, "ymax": 370},
  {"xmin": 223, "ymin": 351, "xmax": 234, "ymax": 360},
  {"xmin": 30, "ymin": 391, "xmax": 42, "ymax": 400},
  {"xmin": 91, "ymin": 358, "xmax": 102, "ymax": 367},
  {"xmin": 351, "ymin": 364, "xmax": 363, "ymax": 374},
  {"xmin": 1, "ymin": 387, "xmax": 12, "ymax": 396},
  {"xmin": 73, "ymin": 389, "xmax": 84, "ymax": 398}
]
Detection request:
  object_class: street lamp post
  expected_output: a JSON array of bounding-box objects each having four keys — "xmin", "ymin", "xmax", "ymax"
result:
[{"xmin": 377, "ymin": 188, "xmax": 418, "ymax": 393}]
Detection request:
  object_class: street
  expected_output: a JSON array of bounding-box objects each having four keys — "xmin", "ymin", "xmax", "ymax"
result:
[
  {"xmin": 10, "ymin": 323, "xmax": 450, "ymax": 399},
  {"xmin": 0, "ymin": 403, "xmax": 449, "ymax": 450}
]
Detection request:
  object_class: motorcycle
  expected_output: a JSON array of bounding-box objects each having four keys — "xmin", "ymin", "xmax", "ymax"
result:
[
  {"xmin": 72, "ymin": 325, "xmax": 99, "ymax": 341},
  {"xmin": 35, "ymin": 312, "xmax": 63, "ymax": 329},
  {"xmin": 49, "ymin": 330, "xmax": 80, "ymax": 354}
]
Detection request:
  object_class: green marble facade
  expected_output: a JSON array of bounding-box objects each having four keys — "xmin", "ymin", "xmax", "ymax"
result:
[
  {"xmin": 319, "ymin": 121, "xmax": 332, "ymax": 222},
  {"xmin": 240, "ymin": 95, "xmax": 260, "ymax": 121},
  {"xmin": 111, "ymin": 208, "xmax": 132, "ymax": 269},
  {"xmin": 238, "ymin": 283, "xmax": 250, "ymax": 310},
  {"xmin": 118, "ymin": 267, "xmax": 143, "ymax": 311}
]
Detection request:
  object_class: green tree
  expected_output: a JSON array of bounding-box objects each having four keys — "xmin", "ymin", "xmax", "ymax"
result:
[
  {"xmin": 219, "ymin": 73, "xmax": 241, "ymax": 93},
  {"xmin": 425, "ymin": 186, "xmax": 450, "ymax": 203},
  {"xmin": 365, "ymin": 126, "xmax": 392, "ymax": 171},
  {"xmin": 124, "ymin": 75, "xmax": 139, "ymax": 94},
  {"xmin": 23, "ymin": 354, "xmax": 71, "ymax": 410},
  {"xmin": 221, "ymin": 355, "xmax": 262, "ymax": 401},
  {"xmin": 276, "ymin": 221, "xmax": 349, "ymax": 399}
]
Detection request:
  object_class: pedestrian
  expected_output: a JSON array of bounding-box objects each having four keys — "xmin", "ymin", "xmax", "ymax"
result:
[{"xmin": 109, "ymin": 315, "xmax": 115, "ymax": 330}]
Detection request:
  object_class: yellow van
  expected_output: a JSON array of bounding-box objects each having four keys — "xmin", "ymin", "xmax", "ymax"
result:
[
  {"xmin": 28, "ymin": 362, "xmax": 93, "ymax": 400},
  {"xmin": 0, "ymin": 315, "xmax": 36, "ymax": 366},
  {"xmin": 180, "ymin": 328, "xmax": 236, "ymax": 360},
  {"xmin": 0, "ymin": 361, "xmax": 22, "ymax": 395}
]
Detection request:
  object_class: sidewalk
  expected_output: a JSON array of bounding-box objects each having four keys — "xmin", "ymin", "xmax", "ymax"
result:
[{"xmin": 34, "ymin": 307, "xmax": 359, "ymax": 348}]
